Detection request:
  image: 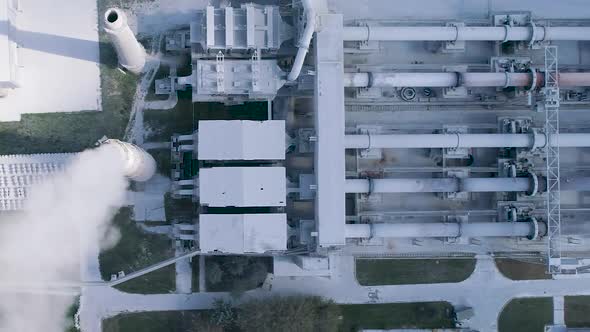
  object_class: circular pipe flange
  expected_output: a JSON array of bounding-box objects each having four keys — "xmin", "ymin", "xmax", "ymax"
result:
[
  {"xmin": 526, "ymin": 171, "xmax": 539, "ymax": 197},
  {"xmin": 527, "ymin": 217, "xmax": 540, "ymax": 240},
  {"xmin": 526, "ymin": 68, "xmax": 539, "ymax": 91}
]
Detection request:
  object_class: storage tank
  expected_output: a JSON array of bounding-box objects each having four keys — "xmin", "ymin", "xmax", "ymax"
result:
[
  {"xmin": 103, "ymin": 8, "xmax": 146, "ymax": 74},
  {"xmin": 102, "ymin": 139, "xmax": 156, "ymax": 182}
]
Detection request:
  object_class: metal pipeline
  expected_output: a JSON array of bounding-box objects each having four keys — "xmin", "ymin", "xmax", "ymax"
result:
[
  {"xmin": 344, "ymin": 133, "xmax": 590, "ymax": 149},
  {"xmin": 345, "ymin": 219, "xmax": 546, "ymax": 239},
  {"xmin": 346, "ymin": 176, "xmax": 590, "ymax": 194},
  {"xmin": 288, "ymin": 0, "xmax": 316, "ymax": 81},
  {"xmin": 343, "ymin": 25, "xmax": 590, "ymax": 42},
  {"xmin": 345, "ymin": 177, "xmax": 532, "ymax": 193},
  {"xmin": 343, "ymin": 71, "xmax": 590, "ymax": 88}
]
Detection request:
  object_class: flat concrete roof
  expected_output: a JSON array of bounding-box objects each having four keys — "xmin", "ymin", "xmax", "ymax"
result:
[
  {"xmin": 0, "ymin": 0, "xmax": 101, "ymax": 121},
  {"xmin": 0, "ymin": 0, "xmax": 11, "ymax": 83},
  {"xmin": 199, "ymin": 167, "xmax": 286, "ymax": 207},
  {"xmin": 199, "ymin": 213, "xmax": 287, "ymax": 253},
  {"xmin": 198, "ymin": 120, "xmax": 285, "ymax": 160},
  {"xmin": 314, "ymin": 14, "xmax": 346, "ymax": 247}
]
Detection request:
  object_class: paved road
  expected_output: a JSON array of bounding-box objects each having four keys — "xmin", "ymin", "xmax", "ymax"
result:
[{"xmin": 79, "ymin": 254, "xmax": 590, "ymax": 332}]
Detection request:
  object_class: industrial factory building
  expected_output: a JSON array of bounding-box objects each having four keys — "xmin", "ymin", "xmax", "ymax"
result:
[
  {"xmin": 144, "ymin": 0, "xmax": 590, "ymax": 280},
  {"xmin": 7, "ymin": 1, "xmax": 590, "ymax": 330}
]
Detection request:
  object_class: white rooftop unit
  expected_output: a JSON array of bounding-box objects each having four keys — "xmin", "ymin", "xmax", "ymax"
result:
[
  {"xmin": 0, "ymin": 153, "xmax": 74, "ymax": 211},
  {"xmin": 0, "ymin": 0, "xmax": 20, "ymax": 90},
  {"xmin": 199, "ymin": 213, "xmax": 287, "ymax": 253},
  {"xmin": 192, "ymin": 58, "xmax": 285, "ymax": 102},
  {"xmin": 199, "ymin": 167, "xmax": 286, "ymax": 207},
  {"xmin": 191, "ymin": 4, "xmax": 284, "ymax": 52},
  {"xmin": 198, "ymin": 120, "xmax": 286, "ymax": 160}
]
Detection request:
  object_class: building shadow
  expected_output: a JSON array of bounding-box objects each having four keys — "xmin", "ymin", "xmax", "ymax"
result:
[{"xmin": 0, "ymin": 20, "xmax": 117, "ymax": 68}]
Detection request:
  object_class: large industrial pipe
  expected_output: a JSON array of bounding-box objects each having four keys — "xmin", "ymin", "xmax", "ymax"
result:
[
  {"xmin": 345, "ymin": 177, "xmax": 532, "ymax": 193},
  {"xmin": 345, "ymin": 220, "xmax": 545, "ymax": 239},
  {"xmin": 102, "ymin": 139, "xmax": 156, "ymax": 182},
  {"xmin": 343, "ymin": 72, "xmax": 590, "ymax": 88},
  {"xmin": 103, "ymin": 8, "xmax": 146, "ymax": 74},
  {"xmin": 343, "ymin": 25, "xmax": 590, "ymax": 42},
  {"xmin": 344, "ymin": 133, "xmax": 590, "ymax": 149},
  {"xmin": 287, "ymin": 0, "xmax": 316, "ymax": 81}
]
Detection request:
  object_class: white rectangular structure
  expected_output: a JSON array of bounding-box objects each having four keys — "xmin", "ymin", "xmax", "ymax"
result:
[
  {"xmin": 198, "ymin": 120, "xmax": 286, "ymax": 160},
  {"xmin": 199, "ymin": 213, "xmax": 287, "ymax": 253},
  {"xmin": 0, "ymin": 153, "xmax": 74, "ymax": 211},
  {"xmin": 0, "ymin": 0, "xmax": 101, "ymax": 121},
  {"xmin": 194, "ymin": 4, "xmax": 282, "ymax": 52},
  {"xmin": 193, "ymin": 58, "xmax": 285, "ymax": 102},
  {"xmin": 199, "ymin": 167, "xmax": 286, "ymax": 207},
  {"xmin": 314, "ymin": 14, "xmax": 346, "ymax": 247},
  {"xmin": 0, "ymin": 0, "xmax": 20, "ymax": 90}
]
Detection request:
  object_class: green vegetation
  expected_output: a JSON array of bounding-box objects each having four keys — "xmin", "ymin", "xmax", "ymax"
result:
[
  {"xmin": 0, "ymin": 0, "xmax": 141, "ymax": 155},
  {"xmin": 196, "ymin": 102, "xmax": 269, "ymax": 122},
  {"xmin": 99, "ymin": 208, "xmax": 175, "ymax": 294},
  {"xmin": 205, "ymin": 256, "xmax": 272, "ymax": 293},
  {"xmin": 340, "ymin": 302, "xmax": 456, "ymax": 332},
  {"xmin": 144, "ymin": 99, "xmax": 269, "ymax": 143},
  {"xmin": 64, "ymin": 297, "xmax": 81, "ymax": 332},
  {"xmin": 144, "ymin": 92, "xmax": 196, "ymax": 142},
  {"xmin": 565, "ymin": 296, "xmax": 590, "ymax": 327},
  {"xmin": 498, "ymin": 297, "xmax": 553, "ymax": 332},
  {"xmin": 235, "ymin": 296, "xmax": 340, "ymax": 332},
  {"xmin": 150, "ymin": 148, "xmax": 171, "ymax": 176},
  {"xmin": 102, "ymin": 299, "xmax": 458, "ymax": 332},
  {"xmin": 102, "ymin": 311, "xmax": 217, "ymax": 332},
  {"xmin": 164, "ymin": 193, "xmax": 194, "ymax": 222},
  {"xmin": 191, "ymin": 257, "xmax": 200, "ymax": 292},
  {"xmin": 355, "ymin": 258, "xmax": 476, "ymax": 285},
  {"xmin": 495, "ymin": 258, "xmax": 551, "ymax": 280}
]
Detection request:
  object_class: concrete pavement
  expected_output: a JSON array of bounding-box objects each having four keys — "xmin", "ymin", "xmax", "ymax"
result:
[{"xmin": 79, "ymin": 254, "xmax": 590, "ymax": 332}]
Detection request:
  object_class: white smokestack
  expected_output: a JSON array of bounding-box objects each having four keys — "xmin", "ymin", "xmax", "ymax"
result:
[
  {"xmin": 103, "ymin": 8, "xmax": 146, "ymax": 74},
  {"xmin": 102, "ymin": 139, "xmax": 156, "ymax": 182},
  {"xmin": 0, "ymin": 145, "xmax": 129, "ymax": 332}
]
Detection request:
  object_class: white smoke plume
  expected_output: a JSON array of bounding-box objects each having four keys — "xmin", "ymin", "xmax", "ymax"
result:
[{"xmin": 0, "ymin": 145, "xmax": 129, "ymax": 332}]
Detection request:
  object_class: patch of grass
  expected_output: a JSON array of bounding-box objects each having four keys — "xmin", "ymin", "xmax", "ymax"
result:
[
  {"xmin": 355, "ymin": 258, "xmax": 476, "ymax": 286},
  {"xmin": 566, "ymin": 296, "xmax": 590, "ymax": 327},
  {"xmin": 339, "ymin": 302, "xmax": 456, "ymax": 332},
  {"xmin": 64, "ymin": 297, "xmax": 81, "ymax": 332},
  {"xmin": 99, "ymin": 208, "xmax": 175, "ymax": 294},
  {"xmin": 150, "ymin": 148, "xmax": 171, "ymax": 176},
  {"xmin": 495, "ymin": 258, "xmax": 550, "ymax": 280},
  {"xmin": 114, "ymin": 265, "xmax": 176, "ymax": 294},
  {"xmin": 206, "ymin": 256, "xmax": 272, "ymax": 292},
  {"xmin": 196, "ymin": 102, "xmax": 269, "ymax": 122},
  {"xmin": 498, "ymin": 297, "xmax": 553, "ymax": 332},
  {"xmin": 164, "ymin": 193, "xmax": 194, "ymax": 222},
  {"xmin": 102, "ymin": 301, "xmax": 456, "ymax": 332},
  {"xmin": 0, "ymin": 1, "xmax": 138, "ymax": 155},
  {"xmin": 144, "ymin": 92, "xmax": 195, "ymax": 142},
  {"xmin": 102, "ymin": 311, "xmax": 216, "ymax": 332}
]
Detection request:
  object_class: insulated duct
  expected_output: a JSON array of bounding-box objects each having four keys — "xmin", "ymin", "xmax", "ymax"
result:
[
  {"xmin": 345, "ymin": 219, "xmax": 546, "ymax": 240},
  {"xmin": 288, "ymin": 0, "xmax": 316, "ymax": 81},
  {"xmin": 344, "ymin": 133, "xmax": 590, "ymax": 149},
  {"xmin": 343, "ymin": 25, "xmax": 590, "ymax": 42},
  {"xmin": 343, "ymin": 72, "xmax": 590, "ymax": 88},
  {"xmin": 345, "ymin": 177, "xmax": 532, "ymax": 194}
]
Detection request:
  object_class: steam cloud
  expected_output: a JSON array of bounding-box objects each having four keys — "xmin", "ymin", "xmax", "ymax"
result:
[{"xmin": 0, "ymin": 145, "xmax": 129, "ymax": 332}]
